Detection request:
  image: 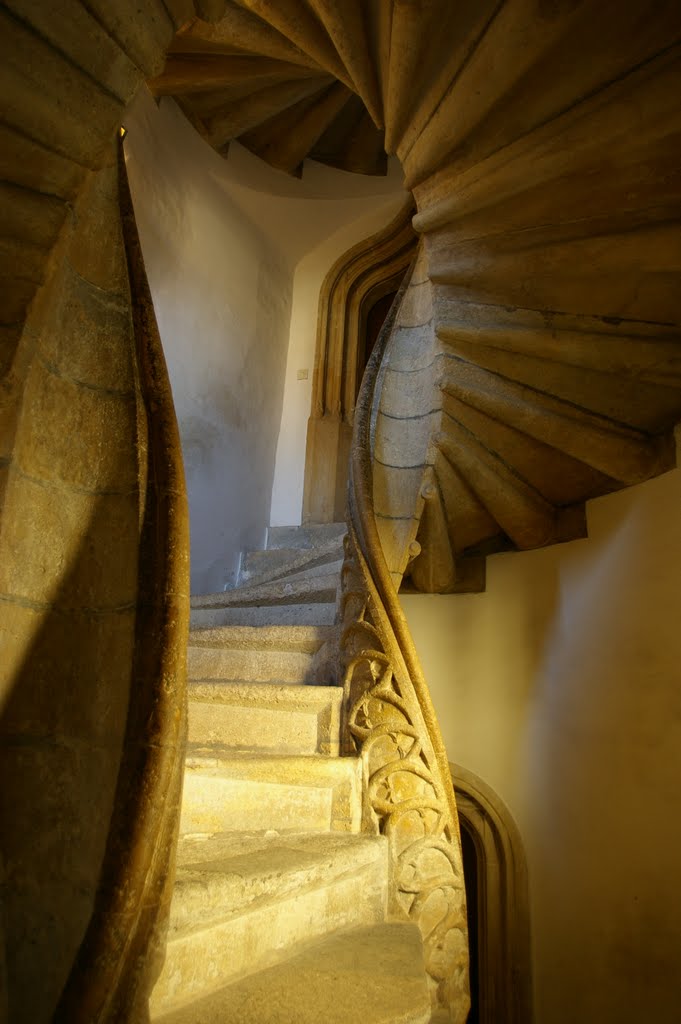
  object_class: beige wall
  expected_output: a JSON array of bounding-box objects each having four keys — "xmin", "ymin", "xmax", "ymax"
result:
[{"xmin": 401, "ymin": 435, "xmax": 681, "ymax": 1023}]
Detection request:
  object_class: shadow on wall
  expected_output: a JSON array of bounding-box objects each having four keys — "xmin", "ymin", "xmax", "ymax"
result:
[
  {"xmin": 402, "ymin": 452, "xmax": 681, "ymax": 1021},
  {"xmin": 525, "ymin": 464, "xmax": 681, "ymax": 1021},
  {"xmin": 0, "ymin": 500, "xmax": 137, "ymax": 1024},
  {"xmin": 124, "ymin": 90, "xmax": 294, "ymax": 596},
  {"xmin": 434, "ymin": 549, "xmax": 563, "ymax": 790},
  {"xmin": 1, "ymin": 153, "xmax": 148, "ymax": 1024}
]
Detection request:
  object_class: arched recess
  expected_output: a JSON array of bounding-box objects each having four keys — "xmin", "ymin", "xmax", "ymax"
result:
[
  {"xmin": 302, "ymin": 200, "xmax": 416, "ymax": 523},
  {"xmin": 450, "ymin": 762, "xmax": 533, "ymax": 1024}
]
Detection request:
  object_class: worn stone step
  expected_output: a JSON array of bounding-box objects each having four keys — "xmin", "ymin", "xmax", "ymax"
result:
[
  {"xmin": 180, "ymin": 750, "xmax": 362, "ymax": 835},
  {"xmin": 167, "ymin": 830, "xmax": 388, "ymax": 936},
  {"xmin": 239, "ymin": 534, "xmax": 344, "ymax": 587},
  {"xmin": 188, "ymin": 623, "xmax": 332, "ymax": 652},
  {"xmin": 149, "ymin": 831, "xmax": 390, "ymax": 1016},
  {"xmin": 187, "ymin": 682, "xmax": 342, "ymax": 755},
  {"xmin": 239, "ymin": 554, "xmax": 344, "ymax": 589},
  {"xmin": 240, "ymin": 546, "xmax": 310, "ymax": 580},
  {"xmin": 197, "ymin": 572, "xmax": 339, "ymax": 608},
  {"xmin": 274, "ymin": 557, "xmax": 344, "ymax": 584},
  {"xmin": 187, "ymin": 624, "xmax": 335, "ymax": 685},
  {"xmin": 190, "ymin": 602, "xmax": 337, "ymax": 629},
  {"xmin": 187, "ymin": 645, "xmax": 314, "ymax": 684},
  {"xmin": 152, "ymin": 921, "xmax": 431, "ymax": 1024},
  {"xmin": 266, "ymin": 522, "xmax": 347, "ymax": 550},
  {"xmin": 214, "ymin": 568, "xmax": 344, "ymax": 610}
]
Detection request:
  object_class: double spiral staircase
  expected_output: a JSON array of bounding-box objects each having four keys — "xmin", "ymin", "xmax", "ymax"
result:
[
  {"xmin": 149, "ymin": 1, "xmax": 681, "ymax": 597},
  {"xmin": 5, "ymin": 0, "xmax": 680, "ymax": 594},
  {"xmin": 1, "ymin": 1, "xmax": 680, "ymax": 1022}
]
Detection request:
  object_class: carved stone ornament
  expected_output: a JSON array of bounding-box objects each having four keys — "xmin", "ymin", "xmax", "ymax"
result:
[
  {"xmin": 338, "ymin": 530, "xmax": 469, "ymax": 1019},
  {"xmin": 337, "ymin": 258, "xmax": 470, "ymax": 1021}
]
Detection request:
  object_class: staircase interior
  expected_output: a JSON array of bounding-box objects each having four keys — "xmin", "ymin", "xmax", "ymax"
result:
[
  {"xmin": 2, "ymin": 2, "xmax": 679, "ymax": 1021},
  {"xmin": 151, "ymin": 524, "xmax": 433, "ymax": 1024},
  {"xmin": 149, "ymin": 3, "xmax": 681, "ymax": 599}
]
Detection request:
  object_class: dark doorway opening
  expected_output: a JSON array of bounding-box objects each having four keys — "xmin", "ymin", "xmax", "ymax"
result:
[
  {"xmin": 357, "ymin": 289, "xmax": 397, "ymax": 396},
  {"xmin": 461, "ymin": 822, "xmax": 480, "ymax": 1024}
]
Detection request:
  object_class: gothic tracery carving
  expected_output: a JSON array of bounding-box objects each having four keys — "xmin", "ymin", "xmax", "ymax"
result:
[{"xmin": 338, "ymin": 530, "xmax": 469, "ymax": 1020}]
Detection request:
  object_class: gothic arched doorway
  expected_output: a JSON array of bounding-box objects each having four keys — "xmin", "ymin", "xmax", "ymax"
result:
[
  {"xmin": 302, "ymin": 201, "xmax": 416, "ymax": 523},
  {"xmin": 451, "ymin": 763, "xmax": 533, "ymax": 1024}
]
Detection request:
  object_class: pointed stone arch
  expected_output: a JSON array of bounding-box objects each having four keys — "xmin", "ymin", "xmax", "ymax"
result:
[
  {"xmin": 302, "ymin": 200, "xmax": 417, "ymax": 523},
  {"xmin": 450, "ymin": 763, "xmax": 533, "ymax": 1024}
]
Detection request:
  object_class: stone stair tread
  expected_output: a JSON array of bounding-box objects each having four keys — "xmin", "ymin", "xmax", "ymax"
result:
[
  {"xmin": 242, "ymin": 545, "xmax": 309, "ymax": 569},
  {"xmin": 187, "ymin": 646, "xmax": 315, "ymax": 686},
  {"xmin": 243, "ymin": 540, "xmax": 342, "ymax": 567},
  {"xmin": 190, "ymin": 603, "xmax": 338, "ymax": 628},
  {"xmin": 184, "ymin": 745, "xmax": 353, "ymax": 769},
  {"xmin": 266, "ymin": 522, "xmax": 347, "ymax": 550},
  {"xmin": 188, "ymin": 680, "xmax": 339, "ymax": 698},
  {"xmin": 190, "ymin": 573, "xmax": 338, "ymax": 608},
  {"xmin": 180, "ymin": 748, "xmax": 362, "ymax": 835},
  {"xmin": 271, "ymin": 557, "xmax": 344, "ymax": 585},
  {"xmin": 239, "ymin": 535, "xmax": 344, "ymax": 588},
  {"xmin": 186, "ymin": 683, "xmax": 342, "ymax": 756},
  {"xmin": 188, "ymin": 677, "xmax": 325, "ymax": 688},
  {"xmin": 152, "ymin": 921, "xmax": 431, "ymax": 1024},
  {"xmin": 187, "ymin": 623, "xmax": 335, "ymax": 651},
  {"xmin": 168, "ymin": 830, "xmax": 388, "ymax": 938}
]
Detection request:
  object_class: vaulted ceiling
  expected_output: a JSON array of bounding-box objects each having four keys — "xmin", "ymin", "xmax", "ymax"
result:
[
  {"xmin": 146, "ymin": 2, "xmax": 681, "ymax": 592},
  {"xmin": 4, "ymin": 0, "xmax": 681, "ymax": 596},
  {"xmin": 149, "ymin": 1, "xmax": 396, "ymax": 176}
]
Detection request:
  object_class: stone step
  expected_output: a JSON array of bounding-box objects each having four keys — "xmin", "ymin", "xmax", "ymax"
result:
[
  {"xmin": 198, "ymin": 572, "xmax": 339, "ymax": 608},
  {"xmin": 152, "ymin": 921, "xmax": 431, "ymax": 1024},
  {"xmin": 239, "ymin": 554, "xmax": 344, "ymax": 590},
  {"xmin": 187, "ymin": 645, "xmax": 314, "ymax": 685},
  {"xmin": 187, "ymin": 624, "xmax": 335, "ymax": 685},
  {"xmin": 190, "ymin": 602, "xmax": 337, "ymax": 629},
  {"xmin": 274, "ymin": 557, "xmax": 344, "ymax": 584},
  {"xmin": 239, "ymin": 534, "xmax": 344, "ymax": 587},
  {"xmin": 167, "ymin": 830, "xmax": 388, "ymax": 938},
  {"xmin": 191, "ymin": 576, "xmax": 338, "ymax": 619},
  {"xmin": 187, "ymin": 682, "xmax": 342, "ymax": 755},
  {"xmin": 266, "ymin": 521, "xmax": 347, "ymax": 550},
  {"xmin": 149, "ymin": 831, "xmax": 389, "ymax": 1017},
  {"xmin": 180, "ymin": 750, "xmax": 362, "ymax": 836},
  {"xmin": 188, "ymin": 624, "xmax": 334, "ymax": 653}
]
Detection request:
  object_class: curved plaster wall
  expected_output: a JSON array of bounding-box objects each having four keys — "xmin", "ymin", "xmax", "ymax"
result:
[
  {"xmin": 125, "ymin": 92, "xmax": 405, "ymax": 591},
  {"xmin": 401, "ymin": 430, "xmax": 681, "ymax": 1024},
  {"xmin": 269, "ymin": 192, "xmax": 407, "ymax": 528}
]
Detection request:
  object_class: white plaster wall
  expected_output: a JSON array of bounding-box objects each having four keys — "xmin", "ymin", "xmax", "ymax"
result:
[
  {"xmin": 216, "ymin": 141, "xmax": 407, "ymax": 271},
  {"xmin": 124, "ymin": 93, "xmax": 405, "ymax": 591},
  {"xmin": 269, "ymin": 193, "xmax": 407, "ymax": 527},
  {"xmin": 124, "ymin": 92, "xmax": 291, "ymax": 592},
  {"xmin": 401, "ymin": 442, "xmax": 681, "ymax": 1023}
]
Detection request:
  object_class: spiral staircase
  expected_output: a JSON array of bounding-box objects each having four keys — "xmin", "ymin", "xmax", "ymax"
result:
[
  {"xmin": 144, "ymin": 1, "xmax": 681, "ymax": 595},
  {"xmin": 4, "ymin": 0, "xmax": 680, "ymax": 593},
  {"xmin": 1, "ymin": 2, "xmax": 681, "ymax": 1023}
]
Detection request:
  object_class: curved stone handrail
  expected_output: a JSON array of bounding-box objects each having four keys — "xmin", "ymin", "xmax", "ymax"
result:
[
  {"xmin": 337, "ymin": 255, "xmax": 469, "ymax": 1022},
  {"xmin": 53, "ymin": 143, "xmax": 190, "ymax": 1024}
]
